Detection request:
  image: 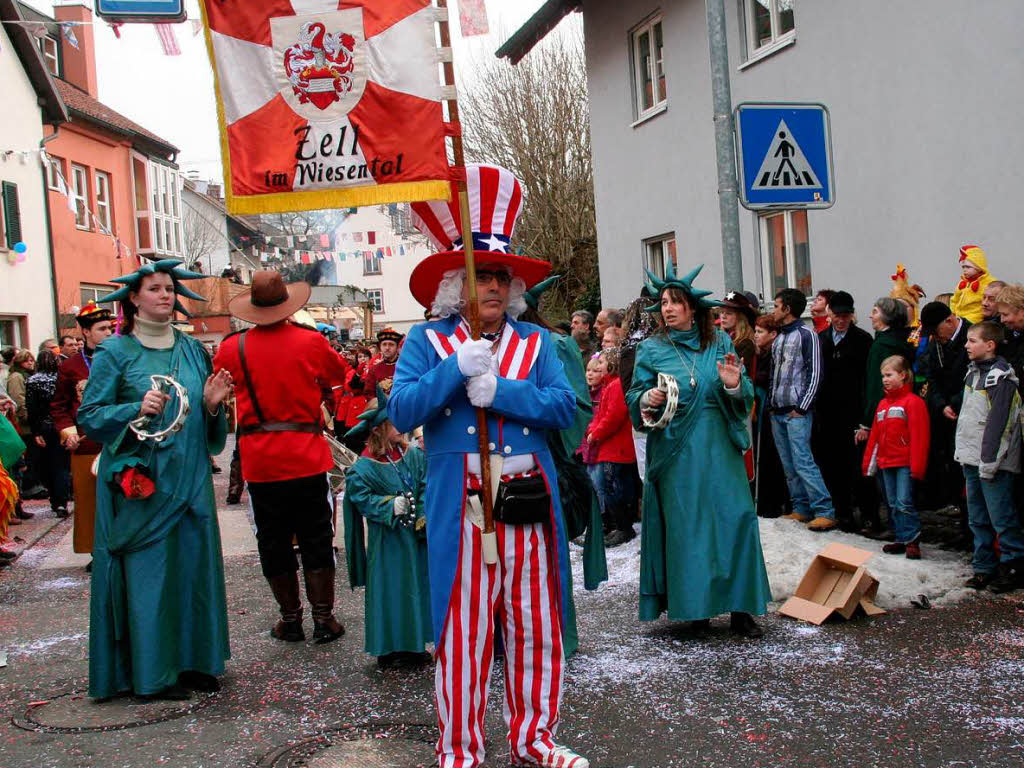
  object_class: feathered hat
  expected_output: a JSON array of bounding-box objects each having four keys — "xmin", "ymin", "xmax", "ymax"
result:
[
  {"xmin": 101, "ymin": 259, "xmax": 206, "ymax": 316},
  {"xmin": 643, "ymin": 262, "xmax": 722, "ymax": 312},
  {"xmin": 343, "ymin": 385, "xmax": 391, "ymax": 440},
  {"xmin": 408, "ymin": 164, "xmax": 551, "ymax": 309},
  {"xmin": 75, "ymin": 301, "xmax": 113, "ymax": 328}
]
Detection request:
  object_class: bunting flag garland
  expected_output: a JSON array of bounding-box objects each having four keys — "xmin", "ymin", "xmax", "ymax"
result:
[
  {"xmin": 198, "ymin": 0, "xmax": 453, "ymax": 215},
  {"xmin": 458, "ymin": 0, "xmax": 489, "ymax": 37},
  {"xmin": 59, "ymin": 22, "xmax": 79, "ymax": 50},
  {"xmin": 155, "ymin": 23, "xmax": 181, "ymax": 56},
  {"xmin": 367, "ymin": 231, "xmax": 376, "ymax": 244}
]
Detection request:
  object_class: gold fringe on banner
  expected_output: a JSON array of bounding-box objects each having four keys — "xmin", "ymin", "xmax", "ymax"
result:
[{"xmin": 224, "ymin": 181, "xmax": 453, "ymax": 216}]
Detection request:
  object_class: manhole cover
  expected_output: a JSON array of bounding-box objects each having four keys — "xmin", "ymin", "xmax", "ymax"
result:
[
  {"xmin": 12, "ymin": 690, "xmax": 214, "ymax": 733},
  {"xmin": 258, "ymin": 723, "xmax": 435, "ymax": 768}
]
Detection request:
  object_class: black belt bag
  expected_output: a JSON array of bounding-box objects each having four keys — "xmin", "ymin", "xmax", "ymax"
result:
[{"xmin": 493, "ymin": 475, "xmax": 551, "ymax": 525}]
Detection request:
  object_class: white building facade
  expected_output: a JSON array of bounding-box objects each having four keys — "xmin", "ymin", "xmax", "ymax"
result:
[
  {"xmin": 506, "ymin": 1, "xmax": 1023, "ymax": 315},
  {"xmin": 331, "ymin": 205, "xmax": 430, "ymax": 335},
  {"xmin": 0, "ymin": 0, "xmax": 67, "ymax": 351}
]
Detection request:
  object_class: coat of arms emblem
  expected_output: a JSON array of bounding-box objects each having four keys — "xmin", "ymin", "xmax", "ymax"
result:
[{"xmin": 283, "ymin": 22, "xmax": 357, "ymax": 111}]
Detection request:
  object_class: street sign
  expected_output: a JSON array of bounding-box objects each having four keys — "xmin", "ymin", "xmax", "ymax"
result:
[
  {"xmin": 96, "ymin": 1, "xmax": 186, "ymax": 23},
  {"xmin": 734, "ymin": 102, "xmax": 834, "ymax": 210}
]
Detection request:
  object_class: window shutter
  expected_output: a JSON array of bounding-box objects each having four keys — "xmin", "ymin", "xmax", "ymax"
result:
[{"xmin": 2, "ymin": 182, "xmax": 21, "ymax": 249}]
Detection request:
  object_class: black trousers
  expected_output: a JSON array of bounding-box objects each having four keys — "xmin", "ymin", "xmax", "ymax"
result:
[
  {"xmin": 38, "ymin": 431, "xmax": 70, "ymax": 509},
  {"xmin": 248, "ymin": 473, "xmax": 334, "ymax": 579}
]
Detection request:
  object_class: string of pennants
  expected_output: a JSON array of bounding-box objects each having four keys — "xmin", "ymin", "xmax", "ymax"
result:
[
  {"xmin": 243, "ymin": 242, "xmax": 408, "ymax": 266},
  {"xmin": 0, "ymin": 147, "xmax": 136, "ymax": 264},
  {"xmin": 1, "ymin": 17, "xmax": 203, "ymax": 57}
]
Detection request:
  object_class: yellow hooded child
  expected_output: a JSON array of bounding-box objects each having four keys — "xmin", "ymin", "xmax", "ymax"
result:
[{"xmin": 950, "ymin": 245, "xmax": 996, "ymax": 324}]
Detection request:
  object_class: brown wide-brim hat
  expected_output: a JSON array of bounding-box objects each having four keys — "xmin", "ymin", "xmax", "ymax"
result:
[{"xmin": 228, "ymin": 270, "xmax": 312, "ymax": 325}]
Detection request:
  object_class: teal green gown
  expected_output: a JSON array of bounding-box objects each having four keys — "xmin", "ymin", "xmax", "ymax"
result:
[
  {"xmin": 626, "ymin": 328, "xmax": 771, "ymax": 622},
  {"xmin": 343, "ymin": 446, "xmax": 432, "ymax": 657},
  {"xmin": 549, "ymin": 333, "xmax": 608, "ymax": 592},
  {"xmin": 78, "ymin": 331, "xmax": 229, "ymax": 699}
]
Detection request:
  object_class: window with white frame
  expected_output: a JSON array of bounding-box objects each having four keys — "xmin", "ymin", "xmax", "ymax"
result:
[
  {"xmin": 643, "ymin": 233, "xmax": 677, "ymax": 280},
  {"xmin": 80, "ymin": 284, "xmax": 115, "ymax": 307},
  {"xmin": 46, "ymin": 156, "xmax": 65, "ymax": 191},
  {"xmin": 0, "ymin": 316, "xmax": 26, "ymax": 348},
  {"xmin": 70, "ymin": 163, "xmax": 89, "ymax": 229},
  {"xmin": 630, "ymin": 15, "xmax": 667, "ymax": 121},
  {"xmin": 148, "ymin": 161, "xmax": 182, "ymax": 256},
  {"xmin": 366, "ymin": 288, "xmax": 384, "ymax": 313},
  {"xmin": 758, "ymin": 210, "xmax": 811, "ymax": 300},
  {"xmin": 363, "ymin": 250, "xmax": 382, "ymax": 275},
  {"xmin": 94, "ymin": 171, "xmax": 112, "ymax": 233},
  {"xmin": 744, "ymin": 0, "xmax": 795, "ymax": 58},
  {"xmin": 38, "ymin": 36, "xmax": 59, "ymax": 76}
]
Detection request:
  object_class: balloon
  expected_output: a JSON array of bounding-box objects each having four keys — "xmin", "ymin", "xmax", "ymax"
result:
[{"xmin": 13, "ymin": 242, "xmax": 27, "ymax": 254}]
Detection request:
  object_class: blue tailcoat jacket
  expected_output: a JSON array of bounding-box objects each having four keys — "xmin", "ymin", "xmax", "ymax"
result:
[{"xmin": 389, "ymin": 314, "xmax": 578, "ymax": 654}]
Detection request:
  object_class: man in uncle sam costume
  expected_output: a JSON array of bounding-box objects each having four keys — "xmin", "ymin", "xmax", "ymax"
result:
[{"xmin": 389, "ymin": 164, "xmax": 589, "ymax": 768}]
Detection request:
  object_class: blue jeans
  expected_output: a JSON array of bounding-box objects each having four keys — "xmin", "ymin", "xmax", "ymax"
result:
[
  {"xmin": 770, "ymin": 412, "xmax": 834, "ymax": 519},
  {"xmin": 879, "ymin": 466, "xmax": 920, "ymax": 543},
  {"xmin": 963, "ymin": 465, "xmax": 1024, "ymax": 574}
]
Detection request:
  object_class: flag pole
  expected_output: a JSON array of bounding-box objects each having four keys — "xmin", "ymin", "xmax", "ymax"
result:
[{"xmin": 437, "ymin": 0, "xmax": 498, "ymax": 565}]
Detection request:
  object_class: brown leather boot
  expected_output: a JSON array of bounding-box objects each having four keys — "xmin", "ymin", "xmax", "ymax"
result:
[
  {"xmin": 267, "ymin": 571, "xmax": 304, "ymax": 642},
  {"xmin": 226, "ymin": 452, "xmax": 244, "ymax": 504},
  {"xmin": 303, "ymin": 568, "xmax": 345, "ymax": 644}
]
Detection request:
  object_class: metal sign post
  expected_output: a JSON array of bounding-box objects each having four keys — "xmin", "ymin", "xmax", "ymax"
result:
[{"xmin": 734, "ymin": 102, "xmax": 836, "ymax": 211}]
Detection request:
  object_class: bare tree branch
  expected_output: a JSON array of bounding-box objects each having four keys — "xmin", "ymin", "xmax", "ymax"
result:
[{"xmin": 459, "ymin": 31, "xmax": 598, "ymax": 319}]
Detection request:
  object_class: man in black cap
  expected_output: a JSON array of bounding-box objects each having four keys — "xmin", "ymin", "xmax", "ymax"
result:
[
  {"xmin": 812, "ymin": 291, "xmax": 873, "ymax": 531},
  {"xmin": 918, "ymin": 301, "xmax": 972, "ymax": 526}
]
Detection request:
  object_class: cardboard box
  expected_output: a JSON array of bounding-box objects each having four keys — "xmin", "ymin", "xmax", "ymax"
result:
[{"xmin": 779, "ymin": 543, "xmax": 886, "ymax": 625}]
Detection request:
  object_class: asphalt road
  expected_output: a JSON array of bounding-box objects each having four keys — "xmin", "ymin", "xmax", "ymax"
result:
[{"xmin": 1, "ymin": 446, "xmax": 1023, "ymax": 767}]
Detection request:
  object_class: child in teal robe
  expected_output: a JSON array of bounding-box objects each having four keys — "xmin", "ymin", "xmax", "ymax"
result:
[{"xmin": 342, "ymin": 396, "xmax": 432, "ymax": 666}]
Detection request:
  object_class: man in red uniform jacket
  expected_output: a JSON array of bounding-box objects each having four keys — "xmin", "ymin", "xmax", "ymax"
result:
[
  {"xmin": 363, "ymin": 327, "xmax": 403, "ymax": 394},
  {"xmin": 215, "ymin": 272, "xmax": 350, "ymax": 645},
  {"xmin": 50, "ymin": 303, "xmax": 113, "ymax": 553}
]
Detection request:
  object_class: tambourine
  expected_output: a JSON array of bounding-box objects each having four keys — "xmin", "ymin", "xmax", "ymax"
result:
[
  {"xmin": 641, "ymin": 373, "xmax": 679, "ymax": 429},
  {"xmin": 129, "ymin": 374, "xmax": 191, "ymax": 443}
]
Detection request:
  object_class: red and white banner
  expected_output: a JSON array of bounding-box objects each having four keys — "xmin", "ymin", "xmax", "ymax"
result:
[{"xmin": 199, "ymin": 1, "xmax": 453, "ymax": 215}]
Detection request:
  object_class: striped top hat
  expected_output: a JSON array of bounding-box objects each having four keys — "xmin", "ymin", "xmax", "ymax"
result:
[{"xmin": 408, "ymin": 164, "xmax": 551, "ymax": 309}]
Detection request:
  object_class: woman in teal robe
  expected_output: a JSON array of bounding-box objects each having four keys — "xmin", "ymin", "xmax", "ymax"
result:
[
  {"xmin": 342, "ymin": 394, "xmax": 432, "ymax": 666},
  {"xmin": 79, "ymin": 262, "xmax": 231, "ymax": 699},
  {"xmin": 625, "ymin": 265, "xmax": 771, "ymax": 637}
]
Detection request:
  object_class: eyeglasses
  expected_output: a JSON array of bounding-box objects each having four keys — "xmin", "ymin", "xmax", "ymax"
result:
[{"xmin": 475, "ymin": 269, "xmax": 511, "ymax": 286}]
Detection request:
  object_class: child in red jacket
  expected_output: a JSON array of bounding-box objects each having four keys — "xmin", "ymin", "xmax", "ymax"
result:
[
  {"xmin": 586, "ymin": 350, "xmax": 639, "ymax": 547},
  {"xmin": 862, "ymin": 355, "xmax": 930, "ymax": 558}
]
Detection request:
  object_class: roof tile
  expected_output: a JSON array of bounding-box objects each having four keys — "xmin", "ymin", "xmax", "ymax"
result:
[{"xmin": 54, "ymin": 79, "xmax": 177, "ymax": 155}]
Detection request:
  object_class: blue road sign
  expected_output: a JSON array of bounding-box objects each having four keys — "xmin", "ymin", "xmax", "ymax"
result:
[
  {"xmin": 96, "ymin": 0, "xmax": 186, "ymax": 23},
  {"xmin": 734, "ymin": 102, "xmax": 834, "ymax": 210}
]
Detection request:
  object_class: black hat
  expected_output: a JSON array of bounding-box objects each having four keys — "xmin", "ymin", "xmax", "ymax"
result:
[
  {"xmin": 720, "ymin": 290, "xmax": 758, "ymax": 324},
  {"xmin": 920, "ymin": 301, "xmax": 953, "ymax": 335},
  {"xmin": 828, "ymin": 291, "xmax": 856, "ymax": 315}
]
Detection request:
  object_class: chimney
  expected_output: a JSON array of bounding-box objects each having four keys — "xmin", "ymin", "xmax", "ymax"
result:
[
  {"xmin": 207, "ymin": 183, "xmax": 222, "ymax": 200},
  {"xmin": 55, "ymin": 4, "xmax": 98, "ymax": 97}
]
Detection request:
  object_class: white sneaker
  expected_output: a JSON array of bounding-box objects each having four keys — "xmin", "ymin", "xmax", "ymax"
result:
[{"xmin": 513, "ymin": 744, "xmax": 590, "ymax": 768}]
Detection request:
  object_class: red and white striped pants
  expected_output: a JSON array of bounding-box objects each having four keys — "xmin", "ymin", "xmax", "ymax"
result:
[{"xmin": 435, "ymin": 514, "xmax": 565, "ymax": 768}]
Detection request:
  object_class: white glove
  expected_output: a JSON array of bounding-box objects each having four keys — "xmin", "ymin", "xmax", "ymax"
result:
[
  {"xmin": 457, "ymin": 339, "xmax": 494, "ymax": 377},
  {"xmin": 466, "ymin": 372, "xmax": 497, "ymax": 408},
  {"xmin": 393, "ymin": 496, "xmax": 412, "ymax": 517}
]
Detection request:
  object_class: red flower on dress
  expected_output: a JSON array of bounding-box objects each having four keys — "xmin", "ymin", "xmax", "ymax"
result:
[{"xmin": 118, "ymin": 467, "xmax": 155, "ymax": 499}]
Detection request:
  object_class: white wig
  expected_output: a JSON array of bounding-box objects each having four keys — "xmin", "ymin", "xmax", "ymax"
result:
[{"xmin": 431, "ymin": 268, "xmax": 528, "ymax": 320}]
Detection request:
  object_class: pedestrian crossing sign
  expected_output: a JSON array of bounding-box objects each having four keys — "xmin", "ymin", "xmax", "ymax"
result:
[{"xmin": 734, "ymin": 102, "xmax": 834, "ymax": 210}]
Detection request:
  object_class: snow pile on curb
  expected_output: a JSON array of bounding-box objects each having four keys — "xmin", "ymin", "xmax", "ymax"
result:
[
  {"xmin": 758, "ymin": 517, "xmax": 972, "ymax": 608},
  {"xmin": 573, "ymin": 517, "xmax": 974, "ymax": 609}
]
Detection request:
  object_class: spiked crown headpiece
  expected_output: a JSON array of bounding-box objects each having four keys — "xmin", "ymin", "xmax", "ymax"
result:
[
  {"xmin": 100, "ymin": 259, "xmax": 206, "ymax": 317},
  {"xmin": 343, "ymin": 385, "xmax": 392, "ymax": 440},
  {"xmin": 643, "ymin": 262, "xmax": 722, "ymax": 313}
]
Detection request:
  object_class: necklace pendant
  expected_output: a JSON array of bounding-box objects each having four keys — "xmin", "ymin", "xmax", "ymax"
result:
[{"xmin": 689, "ymin": 376, "xmax": 696, "ymax": 389}]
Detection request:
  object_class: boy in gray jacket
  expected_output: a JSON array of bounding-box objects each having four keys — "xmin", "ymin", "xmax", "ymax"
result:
[{"xmin": 955, "ymin": 321, "xmax": 1024, "ymax": 593}]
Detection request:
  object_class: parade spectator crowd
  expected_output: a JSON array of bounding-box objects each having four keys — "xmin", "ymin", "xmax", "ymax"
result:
[{"xmin": 3, "ymin": 247, "xmax": 1024, "ymax": 598}]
